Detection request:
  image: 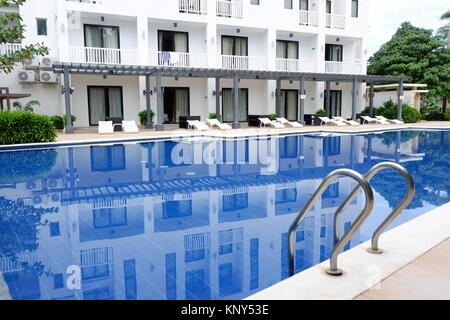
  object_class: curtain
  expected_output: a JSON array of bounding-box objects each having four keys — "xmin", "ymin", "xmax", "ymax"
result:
[
  {"xmin": 85, "ymin": 26, "xmax": 102, "ymax": 47},
  {"xmin": 287, "ymin": 42, "xmax": 298, "ymax": 59},
  {"xmin": 286, "ymin": 91, "xmax": 298, "ymax": 121},
  {"xmin": 222, "ymin": 37, "xmax": 234, "ymax": 55},
  {"xmin": 175, "ymin": 88, "xmax": 189, "ymax": 121},
  {"xmin": 222, "ymin": 89, "xmax": 233, "ymax": 122},
  {"xmin": 300, "ymin": 0, "xmax": 309, "ymax": 10},
  {"xmin": 103, "ymin": 27, "xmax": 119, "ymax": 49},
  {"xmin": 235, "ymin": 38, "xmax": 247, "ymax": 56},
  {"xmin": 108, "ymin": 88, "xmax": 122, "ymax": 118},
  {"xmin": 276, "ymin": 41, "xmax": 286, "ymax": 59},
  {"xmin": 239, "ymin": 89, "xmax": 248, "ymax": 122},
  {"xmin": 279, "ymin": 91, "xmax": 286, "ymax": 118},
  {"xmin": 284, "ymin": 0, "xmax": 292, "ymax": 9},
  {"xmin": 89, "ymin": 88, "xmax": 106, "ymax": 125},
  {"xmin": 174, "ymin": 33, "xmax": 188, "ymax": 52}
]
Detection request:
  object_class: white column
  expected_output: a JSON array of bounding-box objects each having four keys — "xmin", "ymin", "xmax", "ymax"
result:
[
  {"xmin": 206, "ymin": 22, "xmax": 218, "ymax": 116},
  {"xmin": 266, "ymin": 28, "xmax": 277, "ymax": 114},
  {"xmin": 56, "ymin": 1, "xmax": 70, "ymax": 62},
  {"xmin": 137, "ymin": 16, "xmax": 149, "ymax": 111}
]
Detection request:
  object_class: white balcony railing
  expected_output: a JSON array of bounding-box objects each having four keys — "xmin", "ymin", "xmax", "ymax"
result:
[
  {"xmin": 299, "ymin": 10, "xmax": 319, "ymax": 27},
  {"xmin": 216, "ymin": 0, "xmax": 243, "ymax": 19},
  {"xmin": 69, "ymin": 47, "xmax": 139, "ymax": 65},
  {"xmin": 66, "ymin": 0, "xmax": 102, "ymax": 4},
  {"xmin": 326, "ymin": 14, "xmax": 346, "ymax": 29},
  {"xmin": 179, "ymin": 0, "xmax": 207, "ymax": 15},
  {"xmin": 325, "ymin": 61, "xmax": 362, "ymax": 74},
  {"xmin": 149, "ymin": 51, "xmax": 208, "ymax": 68},
  {"xmin": 80, "ymin": 247, "xmax": 113, "ymax": 267},
  {"xmin": 0, "ymin": 43, "xmax": 22, "ymax": 55},
  {"xmin": 0, "ymin": 253, "xmax": 38, "ymax": 273},
  {"xmin": 276, "ymin": 58, "xmax": 318, "ymax": 72},
  {"xmin": 219, "ymin": 55, "xmax": 268, "ymax": 71}
]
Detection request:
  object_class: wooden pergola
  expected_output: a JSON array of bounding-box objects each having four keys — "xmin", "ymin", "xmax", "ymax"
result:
[{"xmin": 0, "ymin": 87, "xmax": 31, "ymax": 111}]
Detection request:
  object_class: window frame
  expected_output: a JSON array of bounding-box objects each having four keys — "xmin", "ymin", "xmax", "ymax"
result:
[
  {"xmin": 83, "ymin": 24, "xmax": 121, "ymax": 49},
  {"xmin": 87, "ymin": 85, "xmax": 124, "ymax": 127},
  {"xmin": 36, "ymin": 18, "xmax": 48, "ymax": 36},
  {"xmin": 157, "ymin": 29, "xmax": 190, "ymax": 53},
  {"xmin": 351, "ymin": 0, "xmax": 359, "ymax": 18}
]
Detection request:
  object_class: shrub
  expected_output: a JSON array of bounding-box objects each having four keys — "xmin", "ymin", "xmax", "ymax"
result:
[
  {"xmin": 401, "ymin": 106, "xmax": 421, "ymax": 123},
  {"xmin": 269, "ymin": 114, "xmax": 277, "ymax": 121},
  {"xmin": 138, "ymin": 110, "xmax": 155, "ymax": 126},
  {"xmin": 0, "ymin": 111, "xmax": 57, "ymax": 145},
  {"xmin": 315, "ymin": 109, "xmax": 327, "ymax": 115},
  {"xmin": 208, "ymin": 113, "xmax": 217, "ymax": 119},
  {"xmin": 50, "ymin": 115, "xmax": 77, "ymax": 130},
  {"xmin": 362, "ymin": 99, "xmax": 421, "ymax": 123}
]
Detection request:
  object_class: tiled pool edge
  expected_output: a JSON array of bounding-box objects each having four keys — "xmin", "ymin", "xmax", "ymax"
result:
[
  {"xmin": 0, "ymin": 274, "xmax": 11, "ymax": 300},
  {"xmin": 246, "ymin": 202, "xmax": 450, "ymax": 300}
]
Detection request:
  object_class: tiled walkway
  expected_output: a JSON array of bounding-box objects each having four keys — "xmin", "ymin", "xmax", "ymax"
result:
[{"xmin": 355, "ymin": 238, "xmax": 450, "ymax": 300}]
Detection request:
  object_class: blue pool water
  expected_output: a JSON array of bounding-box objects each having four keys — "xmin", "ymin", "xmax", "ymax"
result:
[{"xmin": 0, "ymin": 130, "xmax": 448, "ymax": 300}]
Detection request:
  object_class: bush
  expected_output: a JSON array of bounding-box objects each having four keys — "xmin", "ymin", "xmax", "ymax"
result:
[
  {"xmin": 401, "ymin": 106, "xmax": 421, "ymax": 123},
  {"xmin": 208, "ymin": 113, "xmax": 217, "ymax": 119},
  {"xmin": 269, "ymin": 114, "xmax": 277, "ymax": 121},
  {"xmin": 362, "ymin": 99, "xmax": 421, "ymax": 123},
  {"xmin": 0, "ymin": 111, "xmax": 57, "ymax": 145},
  {"xmin": 316, "ymin": 109, "xmax": 327, "ymax": 115},
  {"xmin": 138, "ymin": 110, "xmax": 155, "ymax": 126},
  {"xmin": 50, "ymin": 115, "xmax": 77, "ymax": 130}
]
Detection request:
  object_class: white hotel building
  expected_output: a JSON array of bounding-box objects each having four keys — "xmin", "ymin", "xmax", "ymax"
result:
[{"xmin": 0, "ymin": 0, "xmax": 404, "ymax": 132}]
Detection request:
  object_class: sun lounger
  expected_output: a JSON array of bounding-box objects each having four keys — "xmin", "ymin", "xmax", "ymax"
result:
[
  {"xmin": 276, "ymin": 118, "xmax": 303, "ymax": 128},
  {"xmin": 206, "ymin": 119, "xmax": 232, "ymax": 130},
  {"xmin": 98, "ymin": 121, "xmax": 114, "ymax": 134},
  {"xmin": 259, "ymin": 118, "xmax": 285, "ymax": 129},
  {"xmin": 361, "ymin": 116, "xmax": 389, "ymax": 125},
  {"xmin": 333, "ymin": 117, "xmax": 360, "ymax": 126},
  {"xmin": 122, "ymin": 120, "xmax": 139, "ymax": 133},
  {"xmin": 319, "ymin": 117, "xmax": 347, "ymax": 126},
  {"xmin": 187, "ymin": 120, "xmax": 210, "ymax": 131},
  {"xmin": 376, "ymin": 116, "xmax": 404, "ymax": 125}
]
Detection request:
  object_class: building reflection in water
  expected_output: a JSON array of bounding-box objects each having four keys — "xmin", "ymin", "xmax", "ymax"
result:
[{"xmin": 0, "ymin": 130, "xmax": 448, "ymax": 300}]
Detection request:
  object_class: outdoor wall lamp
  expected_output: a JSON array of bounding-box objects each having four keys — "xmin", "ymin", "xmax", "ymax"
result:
[
  {"xmin": 101, "ymin": 16, "xmax": 105, "ymax": 22},
  {"xmin": 173, "ymin": 22, "xmax": 178, "ymax": 28},
  {"xmin": 236, "ymin": 28, "xmax": 241, "ymax": 33}
]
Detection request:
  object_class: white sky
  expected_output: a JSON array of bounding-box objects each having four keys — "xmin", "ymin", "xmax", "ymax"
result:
[{"xmin": 368, "ymin": 0, "xmax": 449, "ymax": 56}]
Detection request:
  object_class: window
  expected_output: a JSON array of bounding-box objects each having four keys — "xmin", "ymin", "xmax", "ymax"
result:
[
  {"xmin": 221, "ymin": 36, "xmax": 248, "ymax": 56},
  {"xmin": 163, "ymin": 87, "xmax": 190, "ymax": 123},
  {"xmin": 326, "ymin": 0, "xmax": 332, "ymax": 14},
  {"xmin": 163, "ymin": 200, "xmax": 193, "ymax": 218},
  {"xmin": 158, "ymin": 30, "xmax": 189, "ymax": 52},
  {"xmin": 276, "ymin": 40, "xmax": 299, "ymax": 60},
  {"xmin": 275, "ymin": 188, "xmax": 297, "ymax": 204},
  {"xmin": 284, "ymin": 0, "xmax": 293, "ymax": 9},
  {"xmin": 124, "ymin": 260, "xmax": 137, "ymax": 300},
  {"xmin": 351, "ymin": 0, "xmax": 359, "ymax": 17},
  {"xmin": 36, "ymin": 18, "xmax": 47, "ymax": 36},
  {"xmin": 84, "ymin": 24, "xmax": 120, "ymax": 49},
  {"xmin": 165, "ymin": 253, "xmax": 177, "ymax": 300},
  {"xmin": 49, "ymin": 222, "xmax": 60, "ymax": 237},
  {"xmin": 93, "ymin": 207, "xmax": 128, "ymax": 228},
  {"xmin": 90, "ymin": 145, "xmax": 126, "ymax": 171},
  {"xmin": 299, "ymin": 0, "xmax": 309, "ymax": 10},
  {"xmin": 222, "ymin": 193, "xmax": 249, "ymax": 211},
  {"xmin": 221, "ymin": 88, "xmax": 248, "ymax": 122},
  {"xmin": 325, "ymin": 44, "xmax": 343, "ymax": 62},
  {"xmin": 279, "ymin": 90, "xmax": 299, "ymax": 122},
  {"xmin": 219, "ymin": 243, "xmax": 233, "ymax": 255},
  {"xmin": 87, "ymin": 86, "xmax": 124, "ymax": 126},
  {"xmin": 251, "ymin": 0, "xmax": 259, "ymax": 4},
  {"xmin": 185, "ymin": 249, "xmax": 205, "ymax": 262},
  {"xmin": 54, "ymin": 274, "xmax": 64, "ymax": 289},
  {"xmin": 82, "ymin": 265, "xmax": 109, "ymax": 281},
  {"xmin": 83, "ymin": 287, "xmax": 111, "ymax": 300},
  {"xmin": 250, "ymin": 238, "xmax": 259, "ymax": 290}
]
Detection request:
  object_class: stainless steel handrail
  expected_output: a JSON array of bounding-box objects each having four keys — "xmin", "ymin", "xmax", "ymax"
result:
[
  {"xmin": 288, "ymin": 169, "xmax": 374, "ymax": 277},
  {"xmin": 333, "ymin": 162, "xmax": 415, "ymax": 254}
]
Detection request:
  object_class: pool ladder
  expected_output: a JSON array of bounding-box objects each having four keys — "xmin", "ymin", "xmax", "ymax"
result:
[{"xmin": 288, "ymin": 162, "xmax": 415, "ymax": 277}]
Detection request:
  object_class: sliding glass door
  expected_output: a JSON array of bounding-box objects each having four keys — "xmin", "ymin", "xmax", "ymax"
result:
[
  {"xmin": 280, "ymin": 90, "xmax": 299, "ymax": 121},
  {"xmin": 88, "ymin": 86, "xmax": 123, "ymax": 126},
  {"xmin": 276, "ymin": 40, "xmax": 299, "ymax": 59},
  {"xmin": 163, "ymin": 87, "xmax": 190, "ymax": 123},
  {"xmin": 324, "ymin": 90, "xmax": 342, "ymax": 117},
  {"xmin": 158, "ymin": 31, "xmax": 189, "ymax": 52},
  {"xmin": 299, "ymin": 0, "xmax": 309, "ymax": 10},
  {"xmin": 325, "ymin": 44, "xmax": 343, "ymax": 62},
  {"xmin": 84, "ymin": 25, "xmax": 120, "ymax": 63},
  {"xmin": 222, "ymin": 36, "xmax": 248, "ymax": 69},
  {"xmin": 222, "ymin": 89, "xmax": 248, "ymax": 123}
]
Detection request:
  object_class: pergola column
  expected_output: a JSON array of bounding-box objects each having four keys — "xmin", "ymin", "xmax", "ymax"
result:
[
  {"xmin": 155, "ymin": 71, "xmax": 164, "ymax": 131},
  {"xmin": 351, "ymin": 77, "xmax": 358, "ymax": 121},
  {"xmin": 325, "ymin": 81, "xmax": 331, "ymax": 117},
  {"xmin": 215, "ymin": 77, "xmax": 221, "ymax": 121},
  {"xmin": 145, "ymin": 75, "xmax": 153, "ymax": 129},
  {"xmin": 276, "ymin": 78, "xmax": 282, "ymax": 116},
  {"xmin": 397, "ymin": 78, "xmax": 404, "ymax": 120},
  {"xmin": 299, "ymin": 77, "xmax": 305, "ymax": 124},
  {"xmin": 369, "ymin": 83, "xmax": 375, "ymax": 118},
  {"xmin": 63, "ymin": 66, "xmax": 74, "ymax": 134},
  {"xmin": 233, "ymin": 74, "xmax": 240, "ymax": 129}
]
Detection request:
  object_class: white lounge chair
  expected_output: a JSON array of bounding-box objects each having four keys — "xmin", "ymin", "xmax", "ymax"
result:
[
  {"xmin": 376, "ymin": 116, "xmax": 404, "ymax": 125},
  {"xmin": 122, "ymin": 120, "xmax": 139, "ymax": 133},
  {"xmin": 98, "ymin": 121, "xmax": 114, "ymax": 134},
  {"xmin": 319, "ymin": 117, "xmax": 347, "ymax": 127},
  {"xmin": 206, "ymin": 119, "xmax": 232, "ymax": 130},
  {"xmin": 276, "ymin": 118, "xmax": 303, "ymax": 128},
  {"xmin": 187, "ymin": 120, "xmax": 210, "ymax": 131},
  {"xmin": 259, "ymin": 118, "xmax": 285, "ymax": 129},
  {"xmin": 361, "ymin": 116, "xmax": 389, "ymax": 125},
  {"xmin": 333, "ymin": 117, "xmax": 360, "ymax": 126}
]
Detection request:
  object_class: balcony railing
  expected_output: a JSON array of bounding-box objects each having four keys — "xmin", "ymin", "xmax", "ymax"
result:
[
  {"xmin": 276, "ymin": 58, "xmax": 318, "ymax": 72},
  {"xmin": 326, "ymin": 14, "xmax": 346, "ymax": 29},
  {"xmin": 325, "ymin": 61, "xmax": 362, "ymax": 74},
  {"xmin": 299, "ymin": 10, "xmax": 319, "ymax": 27},
  {"xmin": 179, "ymin": 0, "xmax": 207, "ymax": 15},
  {"xmin": 216, "ymin": 0, "xmax": 243, "ymax": 19},
  {"xmin": 0, "ymin": 43, "xmax": 22, "ymax": 55},
  {"xmin": 66, "ymin": 0, "xmax": 102, "ymax": 4},
  {"xmin": 69, "ymin": 47, "xmax": 139, "ymax": 65},
  {"xmin": 80, "ymin": 247, "xmax": 113, "ymax": 267},
  {"xmin": 149, "ymin": 51, "xmax": 208, "ymax": 68},
  {"xmin": 0, "ymin": 253, "xmax": 38, "ymax": 273},
  {"xmin": 219, "ymin": 55, "xmax": 267, "ymax": 71}
]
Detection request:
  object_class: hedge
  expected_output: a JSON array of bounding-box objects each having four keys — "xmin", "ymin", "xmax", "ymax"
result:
[
  {"xmin": 0, "ymin": 111, "xmax": 57, "ymax": 145},
  {"xmin": 50, "ymin": 115, "xmax": 77, "ymax": 130},
  {"xmin": 362, "ymin": 99, "xmax": 421, "ymax": 123},
  {"xmin": 138, "ymin": 110, "xmax": 155, "ymax": 126}
]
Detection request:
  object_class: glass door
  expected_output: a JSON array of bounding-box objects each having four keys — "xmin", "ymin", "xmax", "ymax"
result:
[
  {"xmin": 221, "ymin": 36, "xmax": 248, "ymax": 69},
  {"xmin": 324, "ymin": 90, "xmax": 342, "ymax": 117},
  {"xmin": 325, "ymin": 44, "xmax": 343, "ymax": 62},
  {"xmin": 280, "ymin": 90, "xmax": 299, "ymax": 121},
  {"xmin": 163, "ymin": 87, "xmax": 190, "ymax": 123},
  {"xmin": 300, "ymin": 0, "xmax": 309, "ymax": 10},
  {"xmin": 88, "ymin": 86, "xmax": 123, "ymax": 126},
  {"xmin": 84, "ymin": 25, "xmax": 120, "ymax": 63},
  {"xmin": 222, "ymin": 89, "xmax": 248, "ymax": 123}
]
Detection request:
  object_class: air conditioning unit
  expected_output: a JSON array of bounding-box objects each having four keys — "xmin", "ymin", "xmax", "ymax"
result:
[
  {"xmin": 40, "ymin": 56, "xmax": 54, "ymax": 69},
  {"xmin": 40, "ymin": 71, "xmax": 58, "ymax": 83},
  {"xmin": 22, "ymin": 57, "xmax": 39, "ymax": 68},
  {"xmin": 18, "ymin": 71, "xmax": 36, "ymax": 83}
]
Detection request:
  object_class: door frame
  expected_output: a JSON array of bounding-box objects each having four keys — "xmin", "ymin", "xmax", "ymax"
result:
[
  {"xmin": 87, "ymin": 86, "xmax": 124, "ymax": 126},
  {"xmin": 162, "ymin": 87, "xmax": 191, "ymax": 124},
  {"xmin": 280, "ymin": 89, "xmax": 299, "ymax": 121},
  {"xmin": 157, "ymin": 30, "xmax": 190, "ymax": 53},
  {"xmin": 221, "ymin": 88, "xmax": 249, "ymax": 123}
]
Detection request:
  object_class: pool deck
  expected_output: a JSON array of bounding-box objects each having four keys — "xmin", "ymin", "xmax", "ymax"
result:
[{"xmin": 247, "ymin": 202, "xmax": 450, "ymax": 300}]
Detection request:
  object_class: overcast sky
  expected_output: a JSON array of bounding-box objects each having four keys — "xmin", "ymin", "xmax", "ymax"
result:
[{"xmin": 368, "ymin": 0, "xmax": 449, "ymax": 56}]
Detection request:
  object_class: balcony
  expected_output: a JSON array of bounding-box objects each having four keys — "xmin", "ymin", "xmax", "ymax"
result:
[
  {"xmin": 326, "ymin": 14, "xmax": 346, "ymax": 29},
  {"xmin": 148, "ymin": 51, "xmax": 208, "ymax": 68},
  {"xmin": 276, "ymin": 58, "xmax": 318, "ymax": 72},
  {"xmin": 219, "ymin": 55, "xmax": 268, "ymax": 71},
  {"xmin": 66, "ymin": 0, "xmax": 102, "ymax": 4},
  {"xmin": 0, "ymin": 43, "xmax": 22, "ymax": 55},
  {"xmin": 80, "ymin": 247, "xmax": 113, "ymax": 267},
  {"xmin": 179, "ymin": 0, "xmax": 207, "ymax": 15},
  {"xmin": 69, "ymin": 47, "xmax": 139, "ymax": 65},
  {"xmin": 299, "ymin": 10, "xmax": 319, "ymax": 27},
  {"xmin": 325, "ymin": 61, "xmax": 362, "ymax": 74},
  {"xmin": 216, "ymin": 0, "xmax": 243, "ymax": 19}
]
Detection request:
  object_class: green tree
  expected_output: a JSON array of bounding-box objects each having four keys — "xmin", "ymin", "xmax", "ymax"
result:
[
  {"xmin": 0, "ymin": 0, "xmax": 48, "ymax": 73},
  {"xmin": 368, "ymin": 22, "xmax": 450, "ymax": 112},
  {"xmin": 438, "ymin": 10, "xmax": 450, "ymax": 41}
]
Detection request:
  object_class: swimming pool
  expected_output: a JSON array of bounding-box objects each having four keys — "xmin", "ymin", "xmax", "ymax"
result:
[{"xmin": 0, "ymin": 129, "xmax": 448, "ymax": 300}]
